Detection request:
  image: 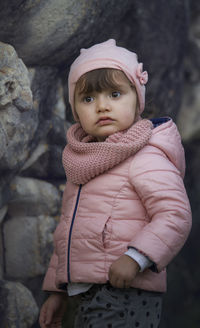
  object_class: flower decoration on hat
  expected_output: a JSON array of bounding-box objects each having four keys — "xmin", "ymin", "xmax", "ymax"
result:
[{"xmin": 136, "ymin": 63, "xmax": 148, "ymax": 85}]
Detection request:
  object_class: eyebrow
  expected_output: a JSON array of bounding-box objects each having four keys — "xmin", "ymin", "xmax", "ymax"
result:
[
  {"xmin": 75, "ymin": 79, "xmax": 132, "ymax": 97},
  {"xmin": 76, "ymin": 90, "xmax": 93, "ymax": 96}
]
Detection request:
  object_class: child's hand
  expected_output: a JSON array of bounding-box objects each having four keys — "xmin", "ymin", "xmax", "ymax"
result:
[
  {"xmin": 108, "ymin": 255, "xmax": 140, "ymax": 288},
  {"xmin": 39, "ymin": 292, "xmax": 67, "ymax": 328}
]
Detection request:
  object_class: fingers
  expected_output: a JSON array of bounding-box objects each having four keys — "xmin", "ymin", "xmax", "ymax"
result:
[
  {"xmin": 109, "ymin": 266, "xmax": 132, "ymax": 288},
  {"xmin": 108, "ymin": 255, "xmax": 140, "ymax": 289},
  {"xmin": 109, "ymin": 270, "xmax": 128, "ymax": 288},
  {"xmin": 39, "ymin": 314, "xmax": 46, "ymax": 328},
  {"xmin": 39, "ymin": 304, "xmax": 48, "ymax": 328},
  {"xmin": 109, "ymin": 277, "xmax": 131, "ymax": 289},
  {"xmin": 39, "ymin": 294, "xmax": 67, "ymax": 328},
  {"xmin": 39, "ymin": 300, "xmax": 53, "ymax": 327},
  {"xmin": 51, "ymin": 319, "xmax": 63, "ymax": 328},
  {"xmin": 45, "ymin": 305, "xmax": 53, "ymax": 326},
  {"xmin": 124, "ymin": 279, "xmax": 131, "ymax": 289},
  {"xmin": 39, "ymin": 313, "xmax": 62, "ymax": 328},
  {"xmin": 111, "ymin": 279, "xmax": 123, "ymax": 288}
]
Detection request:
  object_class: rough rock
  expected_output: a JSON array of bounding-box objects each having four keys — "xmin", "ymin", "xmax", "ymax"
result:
[
  {"xmin": 0, "ymin": 0, "xmax": 132, "ymax": 67},
  {"xmin": 21, "ymin": 115, "xmax": 70, "ymax": 179},
  {"xmin": 0, "ymin": 205, "xmax": 7, "ymax": 225},
  {"xmin": 0, "ymin": 42, "xmax": 36, "ymax": 172},
  {"xmin": 0, "ymin": 0, "xmax": 189, "ymax": 117},
  {"xmin": 122, "ymin": 0, "xmax": 189, "ymax": 119},
  {"xmin": 177, "ymin": 0, "xmax": 200, "ymax": 142},
  {"xmin": 0, "ymin": 45, "xmax": 62, "ymax": 209},
  {"xmin": 0, "ymin": 280, "xmax": 38, "ymax": 328},
  {"xmin": 0, "ymin": 206, "xmax": 7, "ymax": 278},
  {"xmin": 4, "ymin": 215, "xmax": 56, "ymax": 279},
  {"xmin": 0, "ymin": 173, "xmax": 15, "ymax": 209},
  {"xmin": 21, "ymin": 142, "xmax": 50, "ymax": 178},
  {"xmin": 0, "ymin": 50, "xmax": 62, "ymax": 199},
  {"xmin": 0, "ymin": 105, "xmax": 38, "ymax": 171},
  {"xmin": 8, "ymin": 176, "xmax": 61, "ymax": 216},
  {"xmin": 29, "ymin": 66, "xmax": 60, "ymax": 145},
  {"xmin": 0, "ymin": 245, "xmax": 3, "ymax": 279},
  {"xmin": 53, "ymin": 79, "xmax": 66, "ymax": 120},
  {"xmin": 177, "ymin": 83, "xmax": 200, "ymax": 141},
  {"xmin": 0, "ymin": 41, "xmax": 32, "ymax": 111},
  {"xmin": 21, "ymin": 144, "xmax": 66, "ymax": 179},
  {"xmin": 47, "ymin": 114, "xmax": 68, "ymax": 146}
]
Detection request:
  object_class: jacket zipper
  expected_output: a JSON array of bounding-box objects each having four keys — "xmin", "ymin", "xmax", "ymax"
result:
[{"xmin": 67, "ymin": 184, "xmax": 82, "ymax": 282}]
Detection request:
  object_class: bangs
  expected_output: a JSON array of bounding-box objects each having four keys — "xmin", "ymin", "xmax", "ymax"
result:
[{"xmin": 75, "ymin": 68, "xmax": 132, "ymax": 95}]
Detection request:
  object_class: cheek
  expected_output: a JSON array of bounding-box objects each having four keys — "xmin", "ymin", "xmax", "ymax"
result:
[
  {"xmin": 122, "ymin": 108, "xmax": 136, "ymax": 123},
  {"xmin": 78, "ymin": 112, "xmax": 93, "ymax": 131}
]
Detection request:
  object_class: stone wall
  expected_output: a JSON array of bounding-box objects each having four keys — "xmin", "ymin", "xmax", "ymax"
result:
[{"xmin": 0, "ymin": 1, "xmax": 199, "ymax": 327}]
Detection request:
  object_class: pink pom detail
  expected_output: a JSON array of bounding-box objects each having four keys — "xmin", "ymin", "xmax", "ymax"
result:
[{"xmin": 136, "ymin": 63, "xmax": 148, "ymax": 85}]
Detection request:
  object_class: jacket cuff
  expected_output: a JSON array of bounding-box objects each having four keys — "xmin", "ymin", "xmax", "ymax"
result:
[{"xmin": 126, "ymin": 247, "xmax": 158, "ymax": 273}]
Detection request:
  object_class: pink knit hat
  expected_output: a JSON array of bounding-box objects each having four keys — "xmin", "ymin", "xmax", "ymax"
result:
[{"xmin": 68, "ymin": 39, "xmax": 148, "ymax": 121}]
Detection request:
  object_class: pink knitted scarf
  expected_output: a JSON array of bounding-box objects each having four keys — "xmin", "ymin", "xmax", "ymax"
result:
[{"xmin": 63, "ymin": 119, "xmax": 153, "ymax": 184}]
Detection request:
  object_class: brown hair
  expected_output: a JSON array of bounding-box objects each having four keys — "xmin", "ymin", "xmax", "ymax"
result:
[{"xmin": 75, "ymin": 68, "xmax": 134, "ymax": 95}]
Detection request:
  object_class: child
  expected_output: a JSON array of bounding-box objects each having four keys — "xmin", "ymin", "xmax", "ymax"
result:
[{"xmin": 39, "ymin": 39, "xmax": 192, "ymax": 328}]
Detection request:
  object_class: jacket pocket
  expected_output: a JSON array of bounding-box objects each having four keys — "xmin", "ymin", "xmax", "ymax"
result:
[{"xmin": 102, "ymin": 216, "xmax": 112, "ymax": 248}]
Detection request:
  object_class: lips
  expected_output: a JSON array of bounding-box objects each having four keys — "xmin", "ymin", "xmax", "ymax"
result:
[{"xmin": 96, "ymin": 117, "xmax": 114, "ymax": 126}]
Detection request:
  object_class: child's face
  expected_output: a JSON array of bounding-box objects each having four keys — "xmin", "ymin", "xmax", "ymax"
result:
[{"xmin": 74, "ymin": 73, "xmax": 138, "ymax": 141}]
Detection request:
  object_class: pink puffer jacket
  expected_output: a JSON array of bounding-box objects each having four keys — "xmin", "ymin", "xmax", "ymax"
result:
[{"xmin": 42, "ymin": 119, "xmax": 191, "ymax": 293}]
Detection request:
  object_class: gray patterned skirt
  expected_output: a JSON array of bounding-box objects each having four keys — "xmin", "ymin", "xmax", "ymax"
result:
[{"xmin": 73, "ymin": 283, "xmax": 162, "ymax": 328}]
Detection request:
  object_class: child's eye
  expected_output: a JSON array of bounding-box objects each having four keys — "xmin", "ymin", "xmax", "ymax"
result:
[
  {"xmin": 83, "ymin": 96, "xmax": 94, "ymax": 103},
  {"xmin": 111, "ymin": 91, "xmax": 121, "ymax": 98}
]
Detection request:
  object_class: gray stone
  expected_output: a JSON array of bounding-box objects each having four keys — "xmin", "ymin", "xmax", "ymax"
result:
[
  {"xmin": 21, "ymin": 142, "xmax": 50, "ymax": 174},
  {"xmin": 21, "ymin": 114, "xmax": 70, "ymax": 178},
  {"xmin": 177, "ymin": 83, "xmax": 200, "ymax": 141},
  {"xmin": 48, "ymin": 145, "xmax": 66, "ymax": 178},
  {"xmin": 0, "ymin": 1, "xmax": 189, "ymax": 119},
  {"xmin": 23, "ymin": 275, "xmax": 48, "ymax": 311},
  {"xmin": 0, "ymin": 280, "xmax": 38, "ymax": 328},
  {"xmin": 0, "ymin": 42, "xmax": 37, "ymax": 172},
  {"xmin": 4, "ymin": 215, "xmax": 56, "ymax": 279},
  {"xmin": 0, "ymin": 0, "xmax": 132, "ymax": 66},
  {"xmin": 0, "ymin": 42, "xmax": 32, "ymax": 111},
  {"xmin": 53, "ymin": 79, "xmax": 67, "ymax": 120},
  {"xmin": 184, "ymin": 1, "xmax": 200, "ymax": 84},
  {"xmin": 0, "ymin": 247, "xmax": 3, "ymax": 279},
  {"xmin": 123, "ymin": 0, "xmax": 189, "ymax": 119},
  {"xmin": 22, "ymin": 144, "xmax": 66, "ymax": 179},
  {"xmin": 177, "ymin": 0, "xmax": 200, "ymax": 142},
  {"xmin": 0, "ymin": 173, "xmax": 15, "ymax": 209},
  {"xmin": 0, "ymin": 206, "xmax": 7, "ymax": 278},
  {"xmin": 47, "ymin": 113, "xmax": 67, "ymax": 146},
  {"xmin": 28, "ymin": 66, "xmax": 60, "ymax": 147},
  {"xmin": 0, "ymin": 45, "xmax": 61, "ymax": 175},
  {"xmin": 8, "ymin": 176, "xmax": 61, "ymax": 216},
  {"xmin": 0, "ymin": 205, "xmax": 7, "ymax": 224},
  {"xmin": 0, "ymin": 105, "xmax": 38, "ymax": 171}
]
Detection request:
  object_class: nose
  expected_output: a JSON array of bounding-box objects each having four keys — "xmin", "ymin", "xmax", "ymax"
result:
[{"xmin": 96, "ymin": 93, "xmax": 111, "ymax": 113}]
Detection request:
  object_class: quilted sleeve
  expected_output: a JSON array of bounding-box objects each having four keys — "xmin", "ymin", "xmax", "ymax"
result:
[
  {"xmin": 42, "ymin": 185, "xmax": 69, "ymax": 292},
  {"xmin": 42, "ymin": 251, "xmax": 61, "ymax": 292},
  {"xmin": 128, "ymin": 146, "xmax": 192, "ymax": 272}
]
